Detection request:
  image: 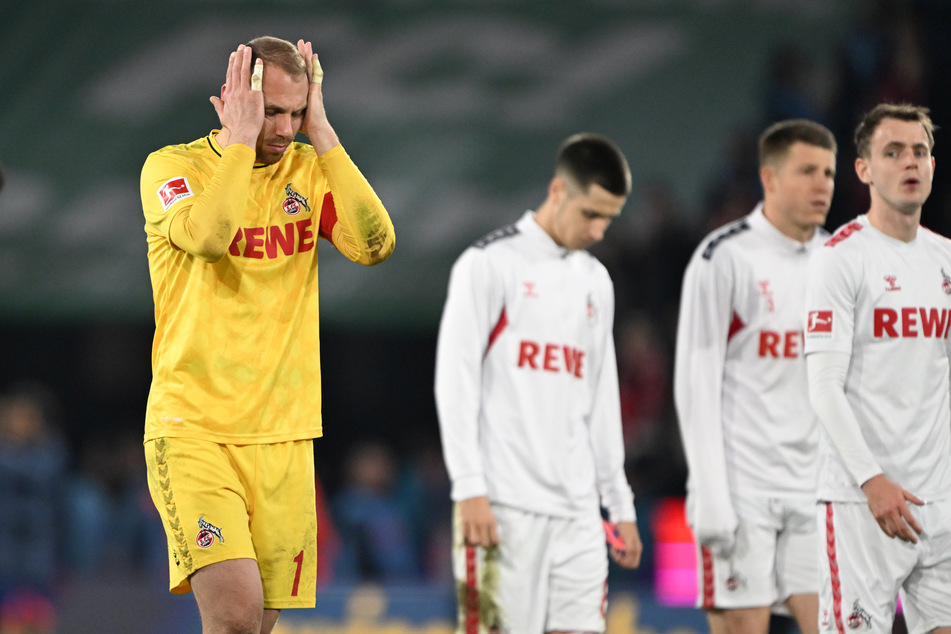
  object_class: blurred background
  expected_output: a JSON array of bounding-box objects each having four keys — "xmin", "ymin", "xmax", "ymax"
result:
[{"xmin": 2, "ymin": 0, "xmax": 950, "ymax": 631}]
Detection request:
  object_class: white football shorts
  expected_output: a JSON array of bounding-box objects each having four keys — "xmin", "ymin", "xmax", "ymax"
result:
[
  {"xmin": 697, "ymin": 494, "xmax": 818, "ymax": 610},
  {"xmin": 452, "ymin": 502, "xmax": 608, "ymax": 633},
  {"xmin": 818, "ymin": 500, "xmax": 951, "ymax": 634}
]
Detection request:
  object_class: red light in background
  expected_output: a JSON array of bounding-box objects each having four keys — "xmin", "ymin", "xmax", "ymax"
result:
[{"xmin": 652, "ymin": 497, "xmax": 697, "ymax": 607}]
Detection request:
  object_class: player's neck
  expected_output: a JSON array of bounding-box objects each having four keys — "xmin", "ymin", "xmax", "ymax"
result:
[
  {"xmin": 533, "ymin": 199, "xmax": 562, "ymax": 247},
  {"xmin": 867, "ymin": 203, "xmax": 921, "ymax": 243},
  {"xmin": 761, "ymin": 204, "xmax": 815, "ymax": 244}
]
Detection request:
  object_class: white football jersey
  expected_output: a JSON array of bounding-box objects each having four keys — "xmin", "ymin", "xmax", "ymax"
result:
[
  {"xmin": 804, "ymin": 215, "xmax": 951, "ymax": 502},
  {"xmin": 434, "ymin": 211, "xmax": 635, "ymax": 524},
  {"xmin": 675, "ymin": 204, "xmax": 825, "ymax": 510}
]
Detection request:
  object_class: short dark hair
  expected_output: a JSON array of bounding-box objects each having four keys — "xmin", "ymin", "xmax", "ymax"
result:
[
  {"xmin": 854, "ymin": 103, "xmax": 936, "ymax": 159},
  {"xmin": 555, "ymin": 133, "xmax": 632, "ymax": 197},
  {"xmin": 758, "ymin": 119, "xmax": 837, "ymax": 167},
  {"xmin": 246, "ymin": 36, "xmax": 307, "ymax": 80}
]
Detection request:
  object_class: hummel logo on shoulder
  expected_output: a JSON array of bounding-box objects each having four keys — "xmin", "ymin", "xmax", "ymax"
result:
[{"xmin": 884, "ymin": 275, "xmax": 901, "ymax": 291}]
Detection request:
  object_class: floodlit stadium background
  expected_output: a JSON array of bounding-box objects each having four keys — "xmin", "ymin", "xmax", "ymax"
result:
[{"xmin": 2, "ymin": 0, "xmax": 949, "ymax": 631}]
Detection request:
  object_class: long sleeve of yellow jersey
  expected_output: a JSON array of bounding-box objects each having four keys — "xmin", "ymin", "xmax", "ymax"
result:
[
  {"xmin": 142, "ymin": 143, "xmax": 256, "ymax": 263},
  {"xmin": 318, "ymin": 145, "xmax": 395, "ymax": 266}
]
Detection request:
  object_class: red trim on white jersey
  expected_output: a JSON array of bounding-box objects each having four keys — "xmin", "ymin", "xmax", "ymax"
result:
[
  {"xmin": 485, "ymin": 308, "xmax": 508, "ymax": 357},
  {"xmin": 727, "ymin": 311, "xmax": 745, "ymax": 341},
  {"xmin": 823, "ymin": 220, "xmax": 863, "ymax": 248}
]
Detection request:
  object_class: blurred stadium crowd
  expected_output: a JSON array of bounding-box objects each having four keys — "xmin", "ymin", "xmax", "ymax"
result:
[{"xmin": 3, "ymin": 0, "xmax": 951, "ymax": 631}]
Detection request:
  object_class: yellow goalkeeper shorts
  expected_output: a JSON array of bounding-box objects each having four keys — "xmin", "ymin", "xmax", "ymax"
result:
[{"xmin": 144, "ymin": 436, "xmax": 317, "ymax": 608}]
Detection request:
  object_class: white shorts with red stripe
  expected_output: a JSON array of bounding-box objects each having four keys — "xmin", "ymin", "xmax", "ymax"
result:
[
  {"xmin": 451, "ymin": 502, "xmax": 608, "ymax": 634},
  {"xmin": 696, "ymin": 494, "xmax": 818, "ymax": 610},
  {"xmin": 818, "ymin": 500, "xmax": 951, "ymax": 634}
]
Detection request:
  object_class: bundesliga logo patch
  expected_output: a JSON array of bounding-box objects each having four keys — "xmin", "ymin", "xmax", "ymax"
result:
[
  {"xmin": 807, "ymin": 310, "xmax": 833, "ymax": 336},
  {"xmin": 157, "ymin": 177, "xmax": 193, "ymax": 212}
]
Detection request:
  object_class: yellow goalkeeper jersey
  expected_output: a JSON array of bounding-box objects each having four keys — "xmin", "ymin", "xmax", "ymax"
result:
[{"xmin": 141, "ymin": 131, "xmax": 394, "ymax": 444}]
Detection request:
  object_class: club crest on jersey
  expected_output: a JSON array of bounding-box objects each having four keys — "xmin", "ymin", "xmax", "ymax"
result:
[
  {"xmin": 196, "ymin": 516, "xmax": 224, "ymax": 549},
  {"xmin": 586, "ymin": 293, "xmax": 599, "ymax": 323},
  {"xmin": 157, "ymin": 176, "xmax": 193, "ymax": 212},
  {"xmin": 942, "ymin": 268, "xmax": 951, "ymax": 295},
  {"xmin": 282, "ymin": 184, "xmax": 311, "ymax": 216}
]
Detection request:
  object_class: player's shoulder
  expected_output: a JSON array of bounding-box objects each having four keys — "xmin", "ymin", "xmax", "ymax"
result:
[
  {"xmin": 471, "ymin": 223, "xmax": 521, "ymax": 250},
  {"xmin": 146, "ymin": 135, "xmax": 217, "ymax": 172},
  {"xmin": 696, "ymin": 216, "xmax": 753, "ymax": 261},
  {"xmin": 821, "ymin": 218, "xmax": 867, "ymax": 250},
  {"xmin": 919, "ymin": 224, "xmax": 951, "ymax": 249},
  {"xmin": 917, "ymin": 225, "xmax": 951, "ymax": 267},
  {"xmin": 450, "ymin": 223, "xmax": 521, "ymax": 274}
]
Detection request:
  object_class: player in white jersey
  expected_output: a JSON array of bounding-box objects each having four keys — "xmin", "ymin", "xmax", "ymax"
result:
[
  {"xmin": 675, "ymin": 119, "xmax": 837, "ymax": 634},
  {"xmin": 435, "ymin": 134, "xmax": 642, "ymax": 634},
  {"xmin": 805, "ymin": 103, "xmax": 951, "ymax": 634}
]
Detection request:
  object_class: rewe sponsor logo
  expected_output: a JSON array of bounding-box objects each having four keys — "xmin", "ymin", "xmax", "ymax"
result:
[
  {"xmin": 873, "ymin": 307, "xmax": 951, "ymax": 338},
  {"xmin": 758, "ymin": 330, "xmax": 802, "ymax": 358},
  {"xmin": 228, "ymin": 219, "xmax": 316, "ymax": 259},
  {"xmin": 517, "ymin": 340, "xmax": 584, "ymax": 378}
]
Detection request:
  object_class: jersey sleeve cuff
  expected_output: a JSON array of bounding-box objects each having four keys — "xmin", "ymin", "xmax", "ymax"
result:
[
  {"xmin": 607, "ymin": 505, "xmax": 637, "ymax": 524},
  {"xmin": 222, "ymin": 143, "xmax": 256, "ymax": 161},
  {"xmin": 316, "ymin": 143, "xmax": 346, "ymax": 166},
  {"xmin": 450, "ymin": 475, "xmax": 488, "ymax": 502}
]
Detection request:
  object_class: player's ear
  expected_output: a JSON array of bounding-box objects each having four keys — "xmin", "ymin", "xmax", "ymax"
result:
[
  {"xmin": 854, "ymin": 157, "xmax": 872, "ymax": 184},
  {"xmin": 759, "ymin": 164, "xmax": 774, "ymax": 192}
]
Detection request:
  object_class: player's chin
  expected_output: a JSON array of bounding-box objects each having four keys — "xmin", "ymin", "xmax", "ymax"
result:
[
  {"xmin": 804, "ymin": 208, "xmax": 830, "ymax": 226},
  {"xmin": 256, "ymin": 150, "xmax": 285, "ymax": 166}
]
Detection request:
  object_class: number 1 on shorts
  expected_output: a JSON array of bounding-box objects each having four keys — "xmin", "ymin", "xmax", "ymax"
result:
[{"xmin": 292, "ymin": 550, "xmax": 304, "ymax": 596}]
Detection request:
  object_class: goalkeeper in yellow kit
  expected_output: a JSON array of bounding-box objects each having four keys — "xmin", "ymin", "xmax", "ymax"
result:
[{"xmin": 139, "ymin": 36, "xmax": 394, "ymax": 633}]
